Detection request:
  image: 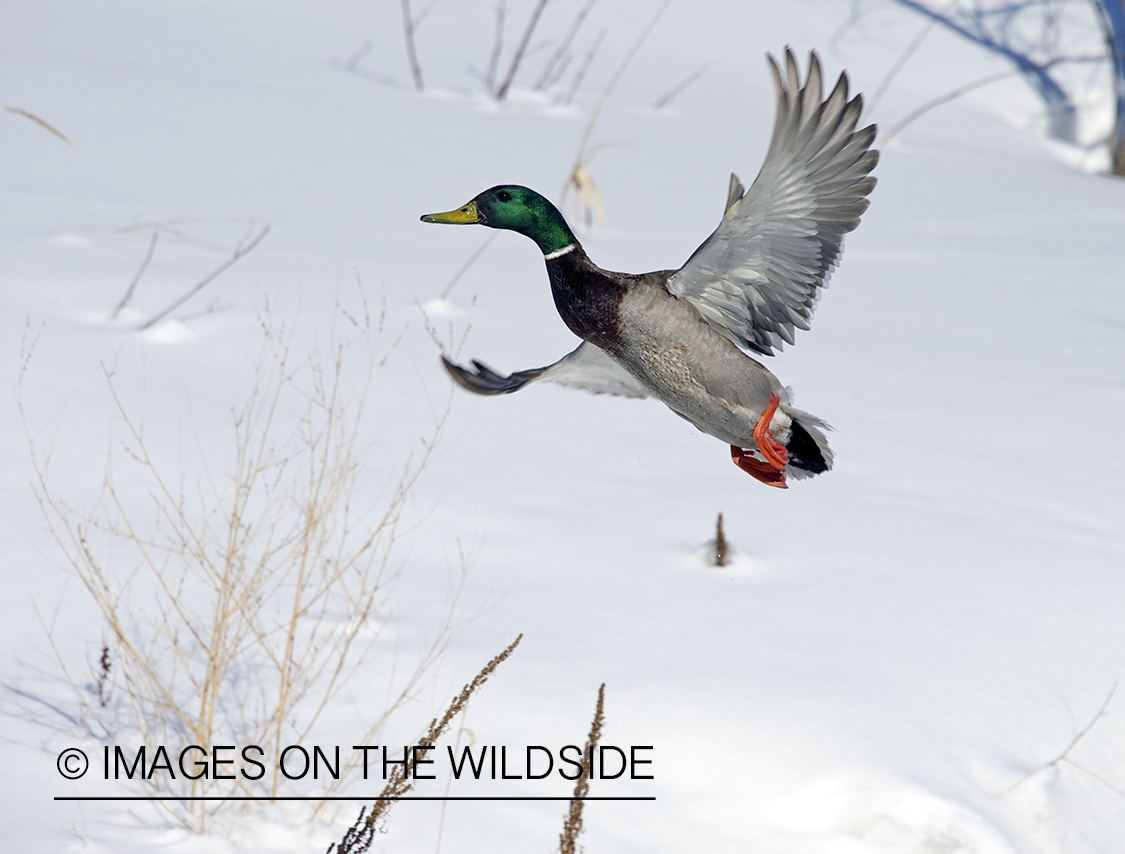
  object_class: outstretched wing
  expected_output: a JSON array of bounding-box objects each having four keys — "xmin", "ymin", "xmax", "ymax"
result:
[
  {"xmin": 442, "ymin": 341, "xmax": 650, "ymax": 399},
  {"xmin": 666, "ymin": 48, "xmax": 878, "ymax": 356}
]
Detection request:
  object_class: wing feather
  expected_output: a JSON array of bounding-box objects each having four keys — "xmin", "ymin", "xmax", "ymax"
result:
[
  {"xmin": 442, "ymin": 342, "xmax": 650, "ymax": 399},
  {"xmin": 667, "ymin": 48, "xmax": 878, "ymax": 356}
]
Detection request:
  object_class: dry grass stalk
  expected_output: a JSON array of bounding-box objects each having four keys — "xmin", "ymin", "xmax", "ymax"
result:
[
  {"xmin": 562, "ymin": 0, "xmax": 671, "ymax": 223},
  {"xmin": 566, "ymin": 162, "xmax": 604, "ymax": 229},
  {"xmin": 327, "ymin": 634, "xmax": 524, "ymax": 854},
  {"xmin": 20, "ymin": 294, "xmax": 459, "ymax": 833},
  {"xmin": 559, "ymin": 682, "xmax": 605, "ymax": 854},
  {"xmin": 3, "ymin": 104, "xmax": 71, "ymax": 144}
]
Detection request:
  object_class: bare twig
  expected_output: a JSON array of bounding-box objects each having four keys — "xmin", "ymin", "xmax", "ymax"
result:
[
  {"xmin": 111, "ymin": 231, "xmax": 159, "ymax": 320},
  {"xmin": 413, "ymin": 0, "xmax": 441, "ymax": 28},
  {"xmin": 573, "ymin": 0, "xmax": 670, "ymax": 159},
  {"xmin": 654, "ymin": 64, "xmax": 707, "ymax": 109},
  {"xmin": 22, "ymin": 290, "xmax": 457, "ymax": 832},
  {"xmin": 559, "ymin": 683, "xmax": 605, "ymax": 854},
  {"xmin": 334, "ymin": 42, "xmax": 396, "ymax": 86},
  {"xmin": 890, "ymin": 0, "xmax": 1087, "ymax": 141},
  {"xmin": 1063, "ymin": 758, "xmax": 1125, "ymax": 800},
  {"xmin": 401, "ymin": 0, "xmax": 425, "ymax": 91},
  {"xmin": 562, "ymin": 0, "xmax": 671, "ymax": 216},
  {"xmin": 135, "ymin": 224, "xmax": 270, "ymax": 330},
  {"xmin": 486, "ymin": 0, "xmax": 507, "ymax": 94},
  {"xmin": 1001, "ymin": 683, "xmax": 1117, "ymax": 796},
  {"xmin": 440, "ymin": 234, "xmax": 497, "ymax": 299},
  {"xmin": 344, "ymin": 41, "xmax": 374, "ymax": 71},
  {"xmin": 560, "ymin": 28, "xmax": 605, "ymax": 105},
  {"xmin": 881, "ymin": 53, "xmax": 1103, "ymax": 144},
  {"xmin": 883, "ymin": 69, "xmax": 1018, "ymax": 143},
  {"xmin": 119, "ymin": 215, "xmax": 258, "ymax": 252},
  {"xmin": 869, "ymin": 0, "xmax": 959, "ymax": 113},
  {"xmin": 495, "ymin": 0, "xmax": 551, "ymax": 101},
  {"xmin": 543, "ymin": 53, "xmax": 573, "ymax": 90},
  {"xmin": 3, "ymin": 105, "xmax": 71, "ymax": 144},
  {"xmin": 534, "ymin": 0, "xmax": 597, "ymax": 90}
]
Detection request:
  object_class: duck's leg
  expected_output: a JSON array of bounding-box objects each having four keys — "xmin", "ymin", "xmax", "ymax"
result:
[
  {"xmin": 730, "ymin": 445, "xmax": 788, "ymax": 488},
  {"xmin": 752, "ymin": 393, "xmax": 789, "ymax": 470}
]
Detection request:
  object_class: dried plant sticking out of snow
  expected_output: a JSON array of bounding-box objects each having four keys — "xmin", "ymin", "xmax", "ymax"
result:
[
  {"xmin": 714, "ymin": 513, "xmax": 728, "ymax": 567},
  {"xmin": 559, "ymin": 682, "xmax": 606, "ymax": 854},
  {"xmin": 20, "ymin": 294, "xmax": 459, "ymax": 833},
  {"xmin": 327, "ymin": 634, "xmax": 523, "ymax": 854}
]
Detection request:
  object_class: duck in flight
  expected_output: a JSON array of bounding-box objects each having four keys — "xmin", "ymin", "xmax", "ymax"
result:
[{"xmin": 422, "ymin": 49, "xmax": 877, "ymax": 488}]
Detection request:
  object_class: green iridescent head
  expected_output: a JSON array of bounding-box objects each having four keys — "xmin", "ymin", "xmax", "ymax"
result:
[{"xmin": 422, "ymin": 185, "xmax": 576, "ymax": 255}]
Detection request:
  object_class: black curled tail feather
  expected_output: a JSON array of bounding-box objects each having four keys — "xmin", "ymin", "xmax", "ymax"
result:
[{"xmin": 786, "ymin": 417, "xmax": 833, "ymax": 476}]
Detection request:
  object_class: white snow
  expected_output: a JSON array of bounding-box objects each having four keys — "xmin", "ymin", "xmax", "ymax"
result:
[{"xmin": 3, "ymin": 0, "xmax": 1125, "ymax": 852}]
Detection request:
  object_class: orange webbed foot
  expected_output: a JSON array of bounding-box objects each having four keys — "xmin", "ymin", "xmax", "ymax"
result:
[
  {"xmin": 752, "ymin": 393, "xmax": 789, "ymax": 470},
  {"xmin": 730, "ymin": 445, "xmax": 788, "ymax": 488}
]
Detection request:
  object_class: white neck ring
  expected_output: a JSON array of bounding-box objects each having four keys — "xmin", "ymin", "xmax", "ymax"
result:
[{"xmin": 544, "ymin": 244, "xmax": 576, "ymax": 261}]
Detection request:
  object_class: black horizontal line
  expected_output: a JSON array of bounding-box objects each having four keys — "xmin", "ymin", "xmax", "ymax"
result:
[{"xmin": 54, "ymin": 795, "xmax": 655, "ymax": 802}]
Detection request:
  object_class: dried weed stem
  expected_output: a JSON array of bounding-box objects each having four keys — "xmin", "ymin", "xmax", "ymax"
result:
[
  {"xmin": 559, "ymin": 682, "xmax": 605, "ymax": 854},
  {"xmin": 328, "ymin": 634, "xmax": 524, "ymax": 853}
]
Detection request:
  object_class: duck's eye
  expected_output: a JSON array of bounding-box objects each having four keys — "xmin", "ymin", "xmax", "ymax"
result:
[{"xmin": 497, "ymin": 191, "xmax": 512, "ymax": 202}]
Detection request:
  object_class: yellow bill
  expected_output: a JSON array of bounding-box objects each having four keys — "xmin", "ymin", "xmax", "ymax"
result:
[{"xmin": 420, "ymin": 200, "xmax": 480, "ymax": 224}]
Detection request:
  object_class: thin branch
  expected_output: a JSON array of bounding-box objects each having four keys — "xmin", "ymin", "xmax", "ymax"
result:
[
  {"xmin": 401, "ymin": 0, "xmax": 425, "ymax": 91},
  {"xmin": 560, "ymin": 28, "xmax": 604, "ymax": 105},
  {"xmin": 1000, "ymin": 683, "xmax": 1117, "ymax": 796},
  {"xmin": 136, "ymin": 225, "xmax": 270, "ymax": 331},
  {"xmin": 486, "ymin": 0, "xmax": 507, "ymax": 95},
  {"xmin": 344, "ymin": 41, "xmax": 374, "ymax": 71},
  {"xmin": 3, "ymin": 105, "xmax": 71, "ymax": 144},
  {"xmin": 883, "ymin": 68, "xmax": 1019, "ymax": 143},
  {"xmin": 1063, "ymin": 757, "xmax": 1125, "ymax": 800},
  {"xmin": 566, "ymin": 0, "xmax": 671, "ymax": 181},
  {"xmin": 653, "ymin": 64, "xmax": 707, "ymax": 109},
  {"xmin": 882, "ymin": 52, "xmax": 1103, "ymax": 143},
  {"xmin": 891, "ymin": 0, "xmax": 1080, "ymax": 140},
  {"xmin": 111, "ymin": 231, "xmax": 159, "ymax": 320},
  {"xmin": 413, "ymin": 0, "xmax": 441, "ymax": 28},
  {"xmin": 333, "ymin": 42, "xmax": 396, "ymax": 86},
  {"xmin": 440, "ymin": 234, "xmax": 497, "ymax": 299},
  {"xmin": 119, "ymin": 215, "xmax": 261, "ymax": 252},
  {"xmin": 495, "ymin": 0, "xmax": 551, "ymax": 101},
  {"xmin": 534, "ymin": 0, "xmax": 597, "ymax": 90},
  {"xmin": 869, "ymin": 0, "xmax": 960, "ymax": 113}
]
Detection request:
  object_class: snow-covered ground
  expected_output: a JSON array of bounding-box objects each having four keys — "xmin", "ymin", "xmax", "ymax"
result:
[{"xmin": 4, "ymin": 1, "xmax": 1125, "ymax": 851}]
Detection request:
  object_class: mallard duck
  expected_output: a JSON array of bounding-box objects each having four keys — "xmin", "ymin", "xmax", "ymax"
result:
[{"xmin": 422, "ymin": 49, "xmax": 877, "ymax": 488}]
